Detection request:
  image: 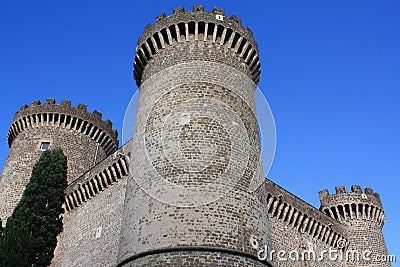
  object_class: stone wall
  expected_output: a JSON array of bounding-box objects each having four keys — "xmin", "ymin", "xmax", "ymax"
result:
[
  {"xmin": 319, "ymin": 186, "xmax": 391, "ymax": 267},
  {"xmin": 134, "ymin": 5, "xmax": 260, "ymax": 86},
  {"xmin": 0, "ymin": 99, "xmax": 118, "ymax": 225},
  {"xmin": 118, "ymin": 6, "xmax": 270, "ymax": 266},
  {"xmin": 51, "ymin": 141, "xmax": 131, "ymax": 267},
  {"xmin": 265, "ymin": 180, "xmax": 347, "ymax": 267}
]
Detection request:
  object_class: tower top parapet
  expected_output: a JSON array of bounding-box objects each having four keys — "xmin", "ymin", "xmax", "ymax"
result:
[
  {"xmin": 319, "ymin": 185, "xmax": 385, "ymax": 227},
  {"xmin": 7, "ymin": 99, "xmax": 118, "ymax": 155},
  {"xmin": 134, "ymin": 5, "xmax": 261, "ymax": 86},
  {"xmin": 319, "ymin": 185, "xmax": 382, "ymax": 208}
]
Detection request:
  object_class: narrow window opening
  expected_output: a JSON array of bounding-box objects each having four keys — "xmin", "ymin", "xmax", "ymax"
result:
[
  {"xmin": 147, "ymin": 38, "xmax": 156, "ymax": 54},
  {"xmin": 91, "ymin": 180, "xmax": 99, "ymax": 194},
  {"xmin": 278, "ymin": 203, "xmax": 287, "ymax": 220},
  {"xmin": 70, "ymin": 117, "xmax": 77, "ymax": 129},
  {"xmin": 293, "ymin": 212, "xmax": 302, "ymax": 227},
  {"xmin": 338, "ymin": 205, "xmax": 345, "ymax": 219},
  {"xmin": 207, "ymin": 23, "xmax": 215, "ymax": 41},
  {"xmin": 237, "ymin": 38, "xmax": 247, "ymax": 54},
  {"xmin": 243, "ymin": 44, "xmax": 252, "ymax": 59},
  {"xmin": 198, "ymin": 21, "xmax": 205, "ymax": 41},
  {"xmin": 59, "ymin": 114, "xmax": 65, "ymax": 125},
  {"xmin": 358, "ymin": 204, "xmax": 363, "ymax": 217},
  {"xmin": 178, "ymin": 22, "xmax": 186, "ymax": 40},
  {"xmin": 273, "ymin": 201, "xmax": 282, "ymax": 217},
  {"xmin": 345, "ymin": 204, "xmax": 351, "ymax": 218},
  {"xmin": 85, "ymin": 124, "xmax": 93, "ymax": 135},
  {"xmin": 246, "ymin": 50, "xmax": 256, "ymax": 65},
  {"xmin": 137, "ymin": 50, "xmax": 146, "ymax": 65},
  {"xmin": 168, "ymin": 25, "xmax": 178, "ymax": 44},
  {"xmin": 216, "ymin": 25, "xmax": 224, "ymax": 43},
  {"xmin": 90, "ymin": 126, "xmax": 98, "ymax": 138},
  {"xmin": 54, "ymin": 113, "xmax": 59, "ymax": 124},
  {"xmin": 288, "ymin": 211, "xmax": 297, "ymax": 226},
  {"xmin": 141, "ymin": 44, "xmax": 151, "ymax": 59},
  {"xmin": 231, "ymin": 33, "xmax": 240, "ymax": 48},
  {"xmin": 65, "ymin": 115, "xmax": 71, "ymax": 126},
  {"xmin": 152, "ymin": 33, "xmax": 162, "ymax": 49},
  {"xmin": 223, "ymin": 28, "xmax": 233, "ymax": 47},
  {"xmin": 331, "ymin": 207, "xmax": 338, "ymax": 220},
  {"xmin": 351, "ymin": 203, "xmax": 357, "ymax": 218},
  {"xmin": 268, "ymin": 198, "xmax": 276, "ymax": 213},
  {"xmin": 283, "ymin": 207, "xmax": 291, "ymax": 222},
  {"xmin": 40, "ymin": 142, "xmax": 50, "ymax": 151},
  {"xmin": 188, "ymin": 21, "xmax": 195, "ymax": 39},
  {"xmin": 160, "ymin": 28, "xmax": 170, "ymax": 45}
]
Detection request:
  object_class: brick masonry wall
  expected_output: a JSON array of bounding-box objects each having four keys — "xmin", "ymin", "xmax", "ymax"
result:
[
  {"xmin": 265, "ymin": 180, "xmax": 346, "ymax": 267},
  {"xmin": 134, "ymin": 6, "xmax": 261, "ymax": 86},
  {"xmin": 268, "ymin": 216, "xmax": 344, "ymax": 267},
  {"xmin": 319, "ymin": 187, "xmax": 391, "ymax": 267},
  {"xmin": 0, "ymin": 99, "xmax": 118, "ymax": 225},
  {"xmin": 0, "ymin": 6, "xmax": 393, "ymax": 267},
  {"xmin": 51, "ymin": 141, "xmax": 131, "ymax": 266},
  {"xmin": 0, "ymin": 125, "xmax": 107, "ymax": 225},
  {"xmin": 52, "ymin": 179, "xmax": 127, "ymax": 267},
  {"xmin": 118, "ymin": 33, "xmax": 271, "ymax": 265}
]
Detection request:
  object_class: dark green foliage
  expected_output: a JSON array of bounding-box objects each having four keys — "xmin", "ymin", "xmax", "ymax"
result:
[{"xmin": 0, "ymin": 148, "xmax": 67, "ymax": 267}]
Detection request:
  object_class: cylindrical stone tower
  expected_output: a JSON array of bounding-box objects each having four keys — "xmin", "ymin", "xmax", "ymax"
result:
[
  {"xmin": 0, "ymin": 99, "xmax": 118, "ymax": 225},
  {"xmin": 118, "ymin": 6, "xmax": 271, "ymax": 266},
  {"xmin": 319, "ymin": 186, "xmax": 391, "ymax": 266}
]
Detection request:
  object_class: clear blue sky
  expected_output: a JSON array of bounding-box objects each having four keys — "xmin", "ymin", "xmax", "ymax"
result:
[{"xmin": 0, "ymin": 0, "xmax": 399, "ymax": 263}]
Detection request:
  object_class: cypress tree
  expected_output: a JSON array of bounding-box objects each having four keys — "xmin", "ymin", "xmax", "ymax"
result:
[{"xmin": 0, "ymin": 148, "xmax": 67, "ymax": 267}]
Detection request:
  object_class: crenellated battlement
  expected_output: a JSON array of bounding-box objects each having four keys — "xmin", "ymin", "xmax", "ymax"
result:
[
  {"xmin": 64, "ymin": 149, "xmax": 129, "ymax": 211},
  {"xmin": 319, "ymin": 185, "xmax": 385, "ymax": 227},
  {"xmin": 265, "ymin": 180, "xmax": 348, "ymax": 250},
  {"xmin": 7, "ymin": 99, "xmax": 118, "ymax": 155},
  {"xmin": 134, "ymin": 5, "xmax": 261, "ymax": 86}
]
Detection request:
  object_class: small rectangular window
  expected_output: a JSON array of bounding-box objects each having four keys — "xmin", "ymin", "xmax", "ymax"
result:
[{"xmin": 40, "ymin": 142, "xmax": 50, "ymax": 151}]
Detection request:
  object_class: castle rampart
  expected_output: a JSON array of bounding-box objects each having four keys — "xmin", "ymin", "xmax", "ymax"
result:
[
  {"xmin": 51, "ymin": 141, "xmax": 131, "ymax": 267},
  {"xmin": 118, "ymin": 5, "xmax": 271, "ymax": 267},
  {"xmin": 319, "ymin": 186, "xmax": 385, "ymax": 226},
  {"xmin": 319, "ymin": 186, "xmax": 391, "ymax": 266},
  {"xmin": 0, "ymin": 6, "xmax": 393, "ymax": 267},
  {"xmin": 134, "ymin": 5, "xmax": 260, "ymax": 86},
  {"xmin": 265, "ymin": 180, "xmax": 346, "ymax": 267},
  {"xmin": 64, "ymin": 150, "xmax": 129, "ymax": 211},
  {"xmin": 8, "ymin": 99, "xmax": 118, "ymax": 154},
  {"xmin": 0, "ymin": 99, "xmax": 118, "ymax": 225}
]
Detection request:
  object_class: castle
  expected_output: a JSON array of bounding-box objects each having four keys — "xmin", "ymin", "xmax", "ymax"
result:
[{"xmin": 0, "ymin": 6, "xmax": 391, "ymax": 267}]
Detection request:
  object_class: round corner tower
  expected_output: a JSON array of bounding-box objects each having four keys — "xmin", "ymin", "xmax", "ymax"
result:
[
  {"xmin": 0, "ymin": 98, "xmax": 118, "ymax": 225},
  {"xmin": 319, "ymin": 185, "xmax": 391, "ymax": 266},
  {"xmin": 118, "ymin": 5, "xmax": 271, "ymax": 267}
]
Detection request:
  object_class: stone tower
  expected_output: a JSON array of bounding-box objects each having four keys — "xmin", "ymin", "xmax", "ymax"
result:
[
  {"xmin": 0, "ymin": 99, "xmax": 118, "ymax": 225},
  {"xmin": 117, "ymin": 5, "xmax": 271, "ymax": 267},
  {"xmin": 319, "ymin": 186, "xmax": 391, "ymax": 266}
]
